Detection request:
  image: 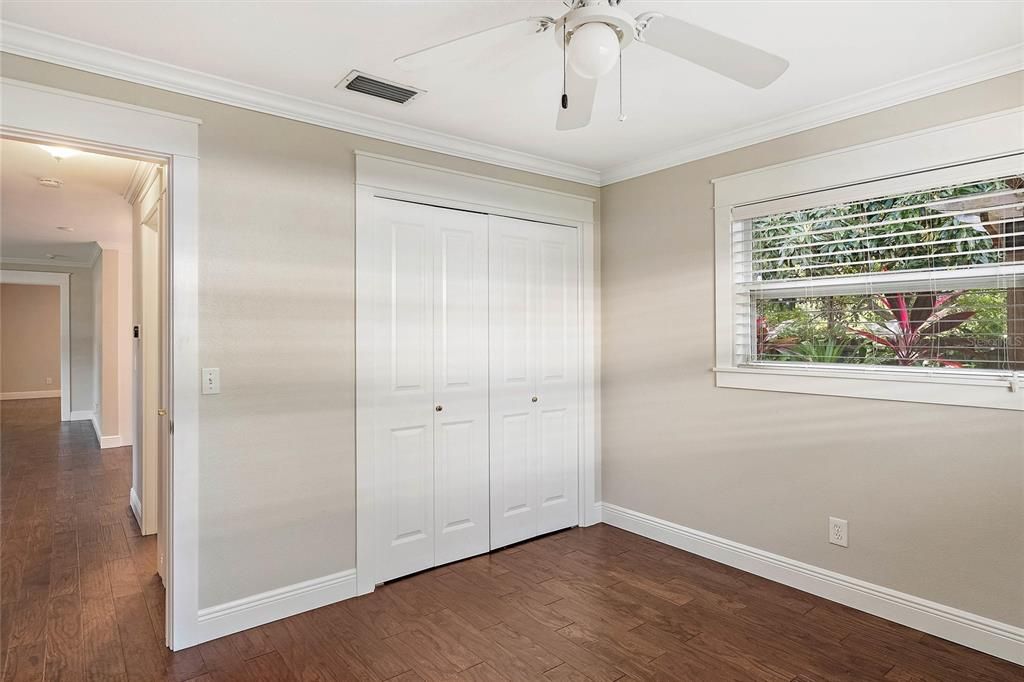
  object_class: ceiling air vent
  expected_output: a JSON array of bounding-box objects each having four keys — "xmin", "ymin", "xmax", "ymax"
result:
[{"xmin": 336, "ymin": 70, "xmax": 424, "ymax": 105}]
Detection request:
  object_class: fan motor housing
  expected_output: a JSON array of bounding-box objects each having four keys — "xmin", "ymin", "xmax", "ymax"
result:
[{"xmin": 556, "ymin": 3, "xmax": 636, "ymax": 50}]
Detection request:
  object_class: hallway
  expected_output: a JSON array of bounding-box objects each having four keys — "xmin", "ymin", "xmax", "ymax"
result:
[{"xmin": 1, "ymin": 398, "xmax": 200, "ymax": 680}]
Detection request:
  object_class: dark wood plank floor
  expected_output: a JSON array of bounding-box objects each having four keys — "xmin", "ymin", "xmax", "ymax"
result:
[{"xmin": 2, "ymin": 398, "xmax": 1021, "ymax": 681}]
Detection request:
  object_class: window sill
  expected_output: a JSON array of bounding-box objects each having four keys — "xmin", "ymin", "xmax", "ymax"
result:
[{"xmin": 713, "ymin": 365, "xmax": 1023, "ymax": 411}]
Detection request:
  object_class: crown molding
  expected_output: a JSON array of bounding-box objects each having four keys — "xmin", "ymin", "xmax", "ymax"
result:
[
  {"xmin": 0, "ymin": 21, "xmax": 602, "ymax": 187},
  {"xmin": 599, "ymin": 45, "xmax": 1024, "ymax": 186},
  {"xmin": 88, "ymin": 242, "xmax": 102, "ymax": 267},
  {"xmin": 1, "ymin": 256, "xmax": 94, "ymax": 268},
  {"xmin": 3, "ymin": 21, "xmax": 1020, "ymax": 189},
  {"xmin": 122, "ymin": 160, "xmax": 148, "ymax": 202}
]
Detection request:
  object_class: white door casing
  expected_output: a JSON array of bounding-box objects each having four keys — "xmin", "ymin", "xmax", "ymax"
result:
[
  {"xmin": 372, "ymin": 198, "xmax": 490, "ymax": 583},
  {"xmin": 489, "ymin": 216, "xmax": 579, "ymax": 549},
  {"xmin": 1, "ymin": 78, "xmax": 200, "ymax": 649}
]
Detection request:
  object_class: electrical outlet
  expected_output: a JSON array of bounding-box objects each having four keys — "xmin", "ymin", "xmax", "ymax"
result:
[
  {"xmin": 829, "ymin": 517, "xmax": 849, "ymax": 547},
  {"xmin": 45, "ymin": 377, "xmax": 53, "ymax": 385}
]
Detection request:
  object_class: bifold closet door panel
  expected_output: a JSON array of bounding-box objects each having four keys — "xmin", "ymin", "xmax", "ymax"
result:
[
  {"xmin": 372, "ymin": 198, "xmax": 490, "ymax": 583},
  {"xmin": 432, "ymin": 209, "xmax": 490, "ymax": 566},
  {"xmin": 488, "ymin": 218, "xmax": 538, "ymax": 549},
  {"xmin": 535, "ymin": 225, "xmax": 580, "ymax": 535},
  {"xmin": 373, "ymin": 198, "xmax": 437, "ymax": 582},
  {"xmin": 489, "ymin": 216, "xmax": 580, "ymax": 549}
]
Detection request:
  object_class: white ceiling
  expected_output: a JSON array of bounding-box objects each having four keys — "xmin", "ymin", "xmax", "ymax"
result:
[
  {"xmin": 2, "ymin": 1, "xmax": 1022, "ymax": 184},
  {"xmin": 0, "ymin": 138, "xmax": 137, "ymax": 263}
]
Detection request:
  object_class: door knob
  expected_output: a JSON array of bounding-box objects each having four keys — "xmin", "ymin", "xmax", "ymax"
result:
[
  {"xmin": 435, "ymin": 405, "xmax": 443, "ymax": 412},
  {"xmin": 531, "ymin": 396, "xmax": 538, "ymax": 403},
  {"xmin": 157, "ymin": 409, "xmax": 167, "ymax": 416}
]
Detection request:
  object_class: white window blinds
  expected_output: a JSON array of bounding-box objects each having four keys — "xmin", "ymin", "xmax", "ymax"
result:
[{"xmin": 732, "ymin": 172, "xmax": 1024, "ymax": 373}]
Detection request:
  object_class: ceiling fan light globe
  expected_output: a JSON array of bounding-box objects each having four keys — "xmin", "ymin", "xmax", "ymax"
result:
[{"xmin": 567, "ymin": 22, "xmax": 619, "ymax": 79}]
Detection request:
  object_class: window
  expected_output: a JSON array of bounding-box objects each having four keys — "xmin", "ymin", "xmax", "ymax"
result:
[
  {"xmin": 738, "ymin": 175, "xmax": 1023, "ymax": 373},
  {"xmin": 713, "ymin": 110, "xmax": 1024, "ymax": 410}
]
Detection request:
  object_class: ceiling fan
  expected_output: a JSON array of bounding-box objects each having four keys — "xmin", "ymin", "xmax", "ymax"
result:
[{"xmin": 395, "ymin": 0, "xmax": 789, "ymax": 131}]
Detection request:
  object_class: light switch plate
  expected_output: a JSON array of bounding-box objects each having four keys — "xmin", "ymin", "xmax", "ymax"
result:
[{"xmin": 202, "ymin": 368, "xmax": 220, "ymax": 395}]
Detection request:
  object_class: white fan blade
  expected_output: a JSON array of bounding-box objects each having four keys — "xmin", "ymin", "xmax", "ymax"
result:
[
  {"xmin": 396, "ymin": 17, "xmax": 553, "ymax": 71},
  {"xmin": 556, "ymin": 66, "xmax": 598, "ymax": 131},
  {"xmin": 637, "ymin": 13, "xmax": 788, "ymax": 89}
]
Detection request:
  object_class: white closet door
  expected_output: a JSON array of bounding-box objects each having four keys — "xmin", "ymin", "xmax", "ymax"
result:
[
  {"xmin": 373, "ymin": 198, "xmax": 490, "ymax": 583},
  {"xmin": 535, "ymin": 225, "xmax": 580, "ymax": 534},
  {"xmin": 489, "ymin": 216, "xmax": 579, "ymax": 549},
  {"xmin": 433, "ymin": 208, "xmax": 490, "ymax": 566},
  {"xmin": 489, "ymin": 217, "xmax": 538, "ymax": 548},
  {"xmin": 373, "ymin": 199, "xmax": 437, "ymax": 582}
]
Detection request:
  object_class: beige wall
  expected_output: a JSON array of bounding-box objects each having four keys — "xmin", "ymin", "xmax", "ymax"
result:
[
  {"xmin": 0, "ymin": 53, "xmax": 600, "ymax": 608},
  {"xmin": 600, "ymin": 71, "xmax": 1024, "ymax": 627},
  {"xmin": 1, "ymin": 264, "xmax": 95, "ymax": 412},
  {"xmin": 96, "ymin": 248, "xmax": 120, "ymax": 437},
  {"xmin": 0, "ymin": 283, "xmax": 60, "ymax": 394},
  {"xmin": 86, "ymin": 244, "xmax": 134, "ymax": 444}
]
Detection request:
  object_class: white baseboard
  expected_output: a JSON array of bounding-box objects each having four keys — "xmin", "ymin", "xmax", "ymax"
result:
[
  {"xmin": 99, "ymin": 434, "xmax": 122, "ymax": 448},
  {"xmin": 599, "ymin": 502, "xmax": 1023, "ymax": 665},
  {"xmin": 195, "ymin": 569, "xmax": 357, "ymax": 643},
  {"xmin": 89, "ymin": 413, "xmax": 122, "ymax": 449},
  {"xmin": 1, "ymin": 389, "xmax": 60, "ymax": 400},
  {"xmin": 67, "ymin": 409, "xmax": 95, "ymax": 422},
  {"xmin": 129, "ymin": 487, "xmax": 143, "ymax": 531}
]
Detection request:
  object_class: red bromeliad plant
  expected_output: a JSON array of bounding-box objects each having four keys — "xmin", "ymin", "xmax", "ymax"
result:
[
  {"xmin": 756, "ymin": 316, "xmax": 798, "ymax": 357},
  {"xmin": 848, "ymin": 292, "xmax": 975, "ymax": 367}
]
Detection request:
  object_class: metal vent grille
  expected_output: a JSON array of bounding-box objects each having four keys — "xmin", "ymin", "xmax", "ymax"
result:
[{"xmin": 337, "ymin": 71, "xmax": 423, "ymax": 104}]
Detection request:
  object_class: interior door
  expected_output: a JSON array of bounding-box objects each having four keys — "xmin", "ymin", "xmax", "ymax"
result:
[
  {"xmin": 157, "ymin": 185, "xmax": 171, "ymax": 583},
  {"xmin": 535, "ymin": 225, "xmax": 579, "ymax": 534},
  {"xmin": 373, "ymin": 199, "xmax": 438, "ymax": 582},
  {"xmin": 432, "ymin": 209, "xmax": 490, "ymax": 566},
  {"xmin": 488, "ymin": 217, "xmax": 537, "ymax": 548},
  {"xmin": 489, "ymin": 216, "xmax": 580, "ymax": 549},
  {"xmin": 373, "ymin": 198, "xmax": 490, "ymax": 582}
]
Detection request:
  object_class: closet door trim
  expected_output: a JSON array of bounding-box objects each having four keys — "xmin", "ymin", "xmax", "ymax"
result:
[{"xmin": 355, "ymin": 153, "xmax": 599, "ymax": 596}]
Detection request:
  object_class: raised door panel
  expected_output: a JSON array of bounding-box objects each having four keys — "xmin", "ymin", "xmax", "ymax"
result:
[
  {"xmin": 488, "ymin": 217, "xmax": 538, "ymax": 549},
  {"xmin": 433, "ymin": 210, "xmax": 490, "ymax": 565},
  {"xmin": 373, "ymin": 198, "xmax": 435, "ymax": 582},
  {"xmin": 378, "ymin": 423, "xmax": 434, "ymax": 582},
  {"xmin": 535, "ymin": 224, "xmax": 580, "ymax": 534}
]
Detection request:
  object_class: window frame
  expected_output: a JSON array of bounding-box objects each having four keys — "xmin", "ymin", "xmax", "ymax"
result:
[{"xmin": 713, "ymin": 107, "xmax": 1024, "ymax": 411}]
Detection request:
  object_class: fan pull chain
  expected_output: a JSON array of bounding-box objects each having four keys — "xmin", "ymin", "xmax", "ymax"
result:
[{"xmin": 561, "ymin": 22, "xmax": 568, "ymax": 109}]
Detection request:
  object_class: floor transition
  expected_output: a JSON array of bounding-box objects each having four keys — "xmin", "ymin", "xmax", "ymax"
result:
[{"xmin": 2, "ymin": 398, "xmax": 1021, "ymax": 681}]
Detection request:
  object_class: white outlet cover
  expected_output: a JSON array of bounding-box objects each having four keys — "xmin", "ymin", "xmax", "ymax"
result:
[{"xmin": 829, "ymin": 516, "xmax": 849, "ymax": 548}]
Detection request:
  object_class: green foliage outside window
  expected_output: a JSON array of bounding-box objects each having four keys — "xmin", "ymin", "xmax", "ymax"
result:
[{"xmin": 750, "ymin": 177, "xmax": 1021, "ymax": 370}]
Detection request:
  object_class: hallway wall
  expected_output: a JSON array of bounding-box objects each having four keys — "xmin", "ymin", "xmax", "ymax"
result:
[
  {"xmin": 0, "ymin": 264, "xmax": 95, "ymax": 413},
  {"xmin": 0, "ymin": 283, "xmax": 60, "ymax": 396}
]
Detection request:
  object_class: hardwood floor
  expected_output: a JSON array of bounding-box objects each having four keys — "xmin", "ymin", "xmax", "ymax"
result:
[{"xmin": 2, "ymin": 398, "xmax": 1021, "ymax": 681}]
